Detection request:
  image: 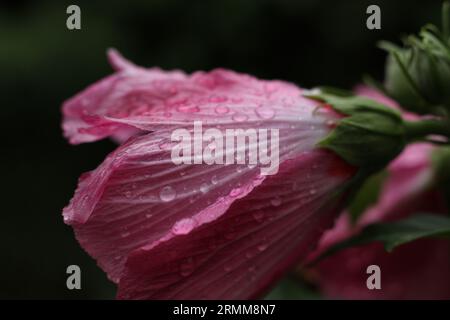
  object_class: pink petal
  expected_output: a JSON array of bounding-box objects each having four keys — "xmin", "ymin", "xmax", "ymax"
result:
[
  {"xmin": 116, "ymin": 150, "xmax": 355, "ymax": 299},
  {"xmin": 310, "ymin": 143, "xmax": 450, "ymax": 299},
  {"xmin": 62, "ymin": 50, "xmax": 355, "ymax": 299},
  {"xmin": 63, "ymin": 104, "xmax": 339, "ymax": 285},
  {"xmin": 62, "ymin": 50, "xmax": 336, "ymax": 144}
]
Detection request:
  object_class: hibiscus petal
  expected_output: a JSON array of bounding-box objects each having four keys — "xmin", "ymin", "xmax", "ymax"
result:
[
  {"xmin": 115, "ymin": 150, "xmax": 355, "ymax": 299},
  {"xmin": 63, "ymin": 105, "xmax": 333, "ymax": 283},
  {"xmin": 310, "ymin": 143, "xmax": 450, "ymax": 299},
  {"xmin": 62, "ymin": 50, "xmax": 336, "ymax": 144}
]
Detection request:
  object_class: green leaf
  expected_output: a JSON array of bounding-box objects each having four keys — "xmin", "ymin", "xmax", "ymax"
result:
[
  {"xmin": 348, "ymin": 170, "xmax": 388, "ymax": 222},
  {"xmin": 315, "ymin": 214, "xmax": 450, "ymax": 263}
]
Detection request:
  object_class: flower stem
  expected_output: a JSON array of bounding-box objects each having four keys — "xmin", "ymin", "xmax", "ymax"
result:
[{"xmin": 404, "ymin": 119, "xmax": 450, "ymax": 142}]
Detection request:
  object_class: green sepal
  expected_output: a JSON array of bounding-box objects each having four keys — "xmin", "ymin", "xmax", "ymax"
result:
[
  {"xmin": 304, "ymin": 90, "xmax": 406, "ymax": 172},
  {"xmin": 377, "ymin": 2, "xmax": 450, "ymax": 116}
]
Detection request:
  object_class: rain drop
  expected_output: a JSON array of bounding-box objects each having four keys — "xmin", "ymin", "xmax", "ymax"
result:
[
  {"xmin": 176, "ymin": 105, "xmax": 200, "ymax": 113},
  {"xmin": 160, "ymin": 186, "xmax": 176, "ymax": 202},
  {"xmin": 124, "ymin": 191, "xmax": 133, "ymax": 199},
  {"xmin": 200, "ymin": 182, "xmax": 210, "ymax": 194},
  {"xmin": 253, "ymin": 211, "xmax": 265, "ymax": 223},
  {"xmin": 172, "ymin": 218, "xmax": 196, "ymax": 235},
  {"xmin": 232, "ymin": 113, "xmax": 248, "ymax": 122},
  {"xmin": 229, "ymin": 188, "xmax": 242, "ymax": 197},
  {"xmin": 215, "ymin": 105, "xmax": 230, "ymax": 114},
  {"xmin": 255, "ymin": 106, "xmax": 275, "ymax": 119},
  {"xmin": 209, "ymin": 95, "xmax": 228, "ymax": 103},
  {"xmin": 271, "ymin": 197, "xmax": 282, "ymax": 207},
  {"xmin": 258, "ymin": 243, "xmax": 268, "ymax": 252},
  {"xmin": 120, "ymin": 231, "xmax": 130, "ymax": 238}
]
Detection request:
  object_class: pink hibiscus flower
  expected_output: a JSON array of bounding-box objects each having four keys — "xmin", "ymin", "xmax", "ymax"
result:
[
  {"xmin": 308, "ymin": 88, "xmax": 450, "ymax": 300},
  {"xmin": 62, "ymin": 50, "xmax": 359, "ymax": 299}
]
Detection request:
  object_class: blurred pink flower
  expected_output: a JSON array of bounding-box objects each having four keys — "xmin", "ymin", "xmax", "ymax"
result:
[
  {"xmin": 308, "ymin": 88, "xmax": 450, "ymax": 300},
  {"xmin": 62, "ymin": 50, "xmax": 356, "ymax": 299}
]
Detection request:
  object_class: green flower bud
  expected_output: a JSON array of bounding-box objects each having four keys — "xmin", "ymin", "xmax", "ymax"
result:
[{"xmin": 381, "ymin": 2, "xmax": 450, "ymax": 116}]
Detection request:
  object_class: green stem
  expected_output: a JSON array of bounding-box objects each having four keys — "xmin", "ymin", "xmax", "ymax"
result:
[{"xmin": 404, "ymin": 119, "xmax": 450, "ymax": 142}]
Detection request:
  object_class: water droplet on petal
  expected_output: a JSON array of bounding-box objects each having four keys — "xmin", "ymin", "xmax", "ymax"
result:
[
  {"xmin": 200, "ymin": 182, "xmax": 210, "ymax": 194},
  {"xmin": 271, "ymin": 197, "xmax": 282, "ymax": 207},
  {"xmin": 121, "ymin": 231, "xmax": 130, "ymax": 238},
  {"xmin": 145, "ymin": 213, "xmax": 153, "ymax": 219},
  {"xmin": 253, "ymin": 211, "xmax": 265, "ymax": 223},
  {"xmin": 124, "ymin": 191, "xmax": 133, "ymax": 199},
  {"xmin": 258, "ymin": 243, "xmax": 268, "ymax": 252},
  {"xmin": 232, "ymin": 113, "xmax": 248, "ymax": 122},
  {"xmin": 215, "ymin": 105, "xmax": 230, "ymax": 114},
  {"xmin": 209, "ymin": 95, "xmax": 228, "ymax": 103},
  {"xmin": 172, "ymin": 218, "xmax": 196, "ymax": 235},
  {"xmin": 229, "ymin": 188, "xmax": 242, "ymax": 197},
  {"xmin": 255, "ymin": 106, "xmax": 275, "ymax": 119},
  {"xmin": 309, "ymin": 189, "xmax": 317, "ymax": 195},
  {"xmin": 160, "ymin": 186, "xmax": 176, "ymax": 202},
  {"xmin": 211, "ymin": 175, "xmax": 219, "ymax": 185},
  {"xmin": 176, "ymin": 105, "xmax": 200, "ymax": 113}
]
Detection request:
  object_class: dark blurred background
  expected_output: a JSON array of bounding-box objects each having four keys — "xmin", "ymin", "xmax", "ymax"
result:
[{"xmin": 0, "ymin": 0, "xmax": 442, "ymax": 299}]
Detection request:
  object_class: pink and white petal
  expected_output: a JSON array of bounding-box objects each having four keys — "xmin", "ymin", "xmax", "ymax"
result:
[
  {"xmin": 62, "ymin": 50, "xmax": 338, "ymax": 144},
  {"xmin": 116, "ymin": 150, "xmax": 355, "ymax": 299},
  {"xmin": 62, "ymin": 51, "xmax": 188, "ymax": 144},
  {"xmin": 63, "ymin": 110, "xmax": 331, "ymax": 283}
]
